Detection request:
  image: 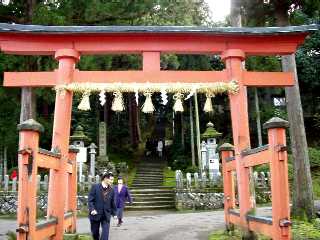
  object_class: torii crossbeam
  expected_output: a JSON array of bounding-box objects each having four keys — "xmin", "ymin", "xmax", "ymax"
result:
[{"xmin": 1, "ymin": 23, "xmax": 318, "ymax": 240}]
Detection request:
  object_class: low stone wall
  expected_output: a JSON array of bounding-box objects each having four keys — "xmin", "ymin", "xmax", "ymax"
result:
[
  {"xmin": 0, "ymin": 191, "xmax": 89, "ymax": 215},
  {"xmin": 175, "ymin": 190, "xmax": 224, "ymax": 210}
]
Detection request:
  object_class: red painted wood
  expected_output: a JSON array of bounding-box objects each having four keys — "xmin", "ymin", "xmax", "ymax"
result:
[
  {"xmin": 223, "ymin": 49, "xmax": 253, "ymax": 229},
  {"xmin": 47, "ymin": 49, "xmax": 79, "ymax": 240},
  {"xmin": 0, "ymin": 33, "xmax": 307, "ymax": 55},
  {"xmin": 4, "ymin": 70, "xmax": 294, "ymax": 87},
  {"xmin": 243, "ymin": 150, "xmax": 270, "ymax": 168},
  {"xmin": 268, "ymin": 127, "xmax": 291, "ymax": 239}
]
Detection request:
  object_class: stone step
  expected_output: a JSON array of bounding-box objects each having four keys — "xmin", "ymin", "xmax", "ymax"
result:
[
  {"xmin": 130, "ymin": 188, "xmax": 173, "ymax": 192},
  {"xmin": 126, "ymin": 205, "xmax": 175, "ymax": 211},
  {"xmin": 133, "ymin": 183, "xmax": 164, "ymax": 186},
  {"xmin": 137, "ymin": 162, "xmax": 165, "ymax": 166},
  {"xmin": 135, "ymin": 171, "xmax": 163, "ymax": 174},
  {"xmin": 131, "ymin": 183, "xmax": 164, "ymax": 187},
  {"xmin": 136, "ymin": 167, "xmax": 165, "ymax": 170},
  {"xmin": 133, "ymin": 178, "xmax": 163, "ymax": 181},
  {"xmin": 131, "ymin": 198, "xmax": 174, "ymax": 202},
  {"xmin": 131, "ymin": 192, "xmax": 174, "ymax": 197},
  {"xmin": 131, "ymin": 191, "xmax": 174, "ymax": 196},
  {"xmin": 130, "ymin": 186, "xmax": 174, "ymax": 191},
  {"xmin": 133, "ymin": 181, "xmax": 163, "ymax": 184},
  {"xmin": 136, "ymin": 168, "xmax": 164, "ymax": 172},
  {"xmin": 135, "ymin": 173, "xmax": 163, "ymax": 177},
  {"xmin": 130, "ymin": 201, "xmax": 174, "ymax": 206},
  {"xmin": 131, "ymin": 195, "xmax": 174, "ymax": 199},
  {"xmin": 132, "ymin": 182, "xmax": 164, "ymax": 186}
]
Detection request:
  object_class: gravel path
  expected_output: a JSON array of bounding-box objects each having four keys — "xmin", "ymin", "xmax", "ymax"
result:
[{"xmin": 0, "ymin": 210, "xmax": 225, "ymax": 240}]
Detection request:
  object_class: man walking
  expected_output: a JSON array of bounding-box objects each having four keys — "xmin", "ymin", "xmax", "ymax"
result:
[
  {"xmin": 88, "ymin": 172, "xmax": 116, "ymax": 240},
  {"xmin": 114, "ymin": 176, "xmax": 132, "ymax": 226}
]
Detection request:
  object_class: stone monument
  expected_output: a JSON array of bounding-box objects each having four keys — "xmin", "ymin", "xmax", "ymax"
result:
[
  {"xmin": 70, "ymin": 125, "xmax": 90, "ymax": 182},
  {"xmin": 201, "ymin": 122, "xmax": 222, "ymax": 182}
]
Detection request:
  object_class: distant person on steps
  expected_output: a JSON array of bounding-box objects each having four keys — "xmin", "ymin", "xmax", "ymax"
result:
[
  {"xmin": 157, "ymin": 139, "xmax": 163, "ymax": 158},
  {"xmin": 114, "ymin": 176, "xmax": 132, "ymax": 226}
]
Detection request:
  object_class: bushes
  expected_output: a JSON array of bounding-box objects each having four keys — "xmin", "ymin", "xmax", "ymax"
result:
[{"xmin": 309, "ymin": 147, "xmax": 320, "ymax": 169}]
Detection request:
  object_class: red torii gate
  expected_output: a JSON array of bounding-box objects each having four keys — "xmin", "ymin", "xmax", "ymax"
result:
[{"xmin": 1, "ymin": 23, "xmax": 317, "ymax": 240}]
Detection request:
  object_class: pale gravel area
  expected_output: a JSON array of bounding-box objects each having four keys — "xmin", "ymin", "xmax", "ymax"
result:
[{"xmin": 0, "ymin": 210, "xmax": 226, "ymax": 240}]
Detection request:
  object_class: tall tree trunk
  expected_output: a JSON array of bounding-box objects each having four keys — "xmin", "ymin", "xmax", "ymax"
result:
[
  {"xmin": 20, "ymin": 0, "xmax": 37, "ymax": 122},
  {"xmin": 194, "ymin": 92, "xmax": 202, "ymax": 174},
  {"xmin": 275, "ymin": 4, "xmax": 315, "ymax": 220},
  {"xmin": 189, "ymin": 99, "xmax": 196, "ymax": 167},
  {"xmin": 254, "ymin": 88, "xmax": 262, "ymax": 146},
  {"xmin": 103, "ymin": 92, "xmax": 108, "ymax": 156},
  {"xmin": 128, "ymin": 93, "xmax": 139, "ymax": 148},
  {"xmin": 230, "ymin": 0, "xmax": 242, "ymax": 26},
  {"xmin": 181, "ymin": 112, "xmax": 185, "ymax": 150}
]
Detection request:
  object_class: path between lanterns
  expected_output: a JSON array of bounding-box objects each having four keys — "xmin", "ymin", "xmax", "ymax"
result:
[{"xmin": 0, "ymin": 210, "xmax": 225, "ymax": 240}]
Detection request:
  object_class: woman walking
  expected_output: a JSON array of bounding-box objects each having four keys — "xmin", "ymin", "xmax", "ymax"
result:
[{"xmin": 114, "ymin": 176, "xmax": 132, "ymax": 226}]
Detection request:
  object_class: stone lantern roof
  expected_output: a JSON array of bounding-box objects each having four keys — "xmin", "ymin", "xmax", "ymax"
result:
[
  {"xmin": 201, "ymin": 122, "xmax": 222, "ymax": 139},
  {"xmin": 70, "ymin": 125, "xmax": 90, "ymax": 144}
]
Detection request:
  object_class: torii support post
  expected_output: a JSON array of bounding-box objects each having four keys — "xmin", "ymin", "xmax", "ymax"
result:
[
  {"xmin": 17, "ymin": 119, "xmax": 44, "ymax": 239},
  {"xmin": 264, "ymin": 117, "xmax": 291, "ymax": 239},
  {"xmin": 65, "ymin": 146, "xmax": 79, "ymax": 233},
  {"xmin": 219, "ymin": 143, "xmax": 236, "ymax": 230},
  {"xmin": 47, "ymin": 49, "xmax": 80, "ymax": 239},
  {"xmin": 222, "ymin": 49, "xmax": 256, "ymax": 238}
]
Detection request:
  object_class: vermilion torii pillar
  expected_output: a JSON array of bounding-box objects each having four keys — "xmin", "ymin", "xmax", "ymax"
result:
[
  {"xmin": 0, "ymin": 23, "xmax": 317, "ymax": 240},
  {"xmin": 222, "ymin": 49, "xmax": 253, "ymax": 228},
  {"xmin": 47, "ymin": 49, "xmax": 80, "ymax": 239}
]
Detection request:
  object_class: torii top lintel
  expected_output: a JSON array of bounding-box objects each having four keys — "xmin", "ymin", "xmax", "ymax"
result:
[
  {"xmin": 1, "ymin": 23, "xmax": 319, "ymax": 89},
  {"xmin": 0, "ymin": 23, "xmax": 318, "ymax": 55}
]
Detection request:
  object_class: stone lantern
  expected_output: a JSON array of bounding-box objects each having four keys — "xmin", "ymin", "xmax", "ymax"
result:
[
  {"xmin": 201, "ymin": 122, "xmax": 222, "ymax": 181},
  {"xmin": 70, "ymin": 125, "xmax": 90, "ymax": 182}
]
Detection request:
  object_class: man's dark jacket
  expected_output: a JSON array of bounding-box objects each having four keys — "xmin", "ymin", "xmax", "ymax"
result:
[{"xmin": 88, "ymin": 183, "xmax": 117, "ymax": 222}]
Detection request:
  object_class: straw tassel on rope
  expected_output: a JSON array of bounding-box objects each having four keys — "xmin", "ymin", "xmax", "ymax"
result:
[
  {"xmin": 142, "ymin": 91, "xmax": 154, "ymax": 113},
  {"xmin": 173, "ymin": 92, "xmax": 184, "ymax": 112},
  {"xmin": 111, "ymin": 91, "xmax": 125, "ymax": 112},
  {"xmin": 203, "ymin": 94, "xmax": 214, "ymax": 113},
  {"xmin": 78, "ymin": 91, "xmax": 91, "ymax": 111}
]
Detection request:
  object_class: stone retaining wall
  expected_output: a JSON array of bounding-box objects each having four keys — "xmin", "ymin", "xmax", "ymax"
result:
[
  {"xmin": 0, "ymin": 192, "xmax": 89, "ymax": 215},
  {"xmin": 175, "ymin": 190, "xmax": 224, "ymax": 210}
]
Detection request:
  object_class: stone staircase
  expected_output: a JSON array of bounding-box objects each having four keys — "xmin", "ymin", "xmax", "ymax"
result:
[{"xmin": 127, "ymin": 161, "xmax": 175, "ymax": 211}]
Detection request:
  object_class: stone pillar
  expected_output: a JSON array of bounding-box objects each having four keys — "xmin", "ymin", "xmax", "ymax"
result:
[
  {"xmin": 89, "ymin": 143, "xmax": 97, "ymax": 177},
  {"xmin": 201, "ymin": 141, "xmax": 207, "ymax": 171},
  {"xmin": 4, "ymin": 174, "xmax": 9, "ymax": 191}
]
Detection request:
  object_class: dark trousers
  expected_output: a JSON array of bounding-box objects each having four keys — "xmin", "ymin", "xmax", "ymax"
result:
[{"xmin": 90, "ymin": 215, "xmax": 110, "ymax": 240}]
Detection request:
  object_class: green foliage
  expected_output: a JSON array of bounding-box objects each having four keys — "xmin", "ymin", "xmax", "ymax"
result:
[
  {"xmin": 292, "ymin": 219, "xmax": 320, "ymax": 239},
  {"xmin": 163, "ymin": 167, "xmax": 176, "ymax": 187},
  {"xmin": 209, "ymin": 229, "xmax": 270, "ymax": 240},
  {"xmin": 308, "ymin": 147, "xmax": 320, "ymax": 169},
  {"xmin": 6, "ymin": 231, "xmax": 16, "ymax": 240},
  {"xmin": 209, "ymin": 220, "xmax": 320, "ymax": 240},
  {"xmin": 185, "ymin": 165, "xmax": 198, "ymax": 174}
]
